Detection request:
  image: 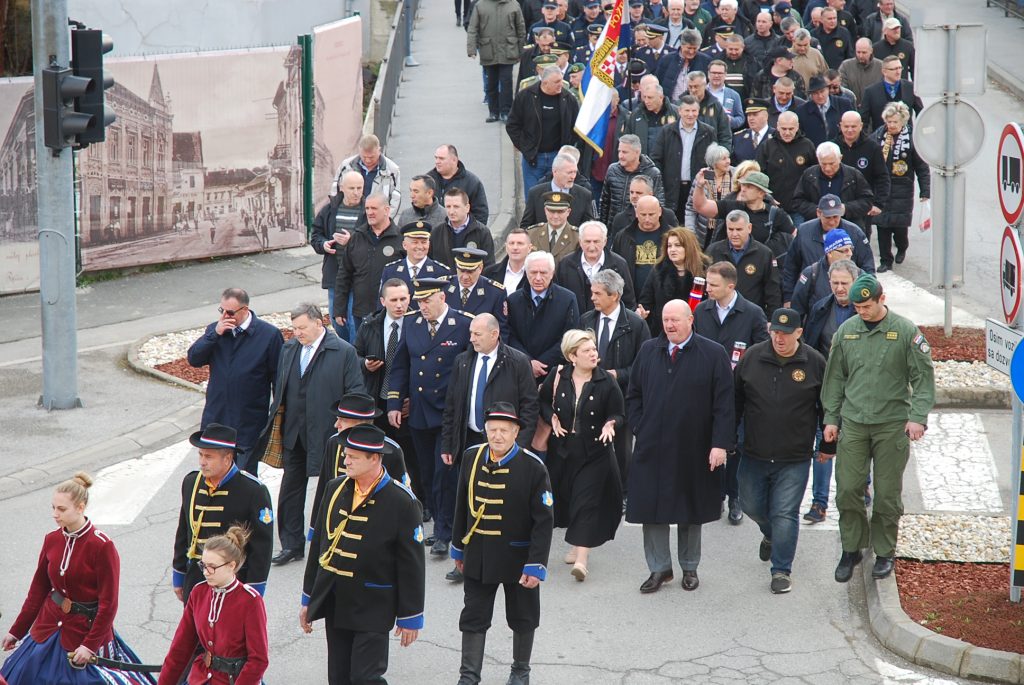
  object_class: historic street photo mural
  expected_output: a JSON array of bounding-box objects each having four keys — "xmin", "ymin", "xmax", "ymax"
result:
[{"xmin": 0, "ymin": 77, "xmax": 40, "ymax": 295}]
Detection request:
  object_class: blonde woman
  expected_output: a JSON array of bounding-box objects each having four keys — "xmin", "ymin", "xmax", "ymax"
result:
[
  {"xmin": 539, "ymin": 330, "xmax": 624, "ymax": 581},
  {"xmin": 1, "ymin": 473, "xmax": 154, "ymax": 685}
]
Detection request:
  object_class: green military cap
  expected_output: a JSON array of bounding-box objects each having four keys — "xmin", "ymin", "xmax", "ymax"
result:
[
  {"xmin": 543, "ymin": 191, "xmax": 572, "ymax": 210},
  {"xmin": 568, "ymin": 62, "xmax": 585, "ymax": 74},
  {"xmin": 533, "ymin": 53, "xmax": 559, "ymax": 66},
  {"xmin": 850, "ymin": 273, "xmax": 882, "ymax": 303}
]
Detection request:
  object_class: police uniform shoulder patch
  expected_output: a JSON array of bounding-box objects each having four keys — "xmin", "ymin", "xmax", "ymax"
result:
[
  {"xmin": 477, "ymin": 287, "xmax": 485, "ymax": 296},
  {"xmin": 414, "ymin": 525, "xmax": 425, "ymax": 543},
  {"xmin": 484, "ymin": 276, "xmax": 505, "ymax": 289},
  {"xmin": 384, "ymin": 258, "xmax": 402, "ymax": 267},
  {"xmin": 843, "ymin": 333, "xmax": 860, "ymax": 339},
  {"xmin": 458, "ymin": 310, "xmax": 476, "ymax": 319},
  {"xmin": 791, "ymin": 369, "xmax": 806, "ymax": 382},
  {"xmin": 541, "ymin": 491, "xmax": 554, "ymax": 507},
  {"xmin": 258, "ymin": 507, "xmax": 274, "ymax": 524},
  {"xmin": 404, "ymin": 310, "xmax": 419, "ymax": 317},
  {"xmin": 913, "ymin": 333, "xmax": 931, "ymax": 354},
  {"xmin": 425, "ymin": 264, "xmax": 436, "ymax": 272}
]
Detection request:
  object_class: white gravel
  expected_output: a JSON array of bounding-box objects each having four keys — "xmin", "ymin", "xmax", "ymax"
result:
[
  {"xmin": 137, "ymin": 312, "xmax": 297, "ymax": 368},
  {"xmin": 897, "ymin": 514, "xmax": 1011, "ymax": 563},
  {"xmin": 933, "ymin": 360, "xmax": 1010, "ymax": 390}
]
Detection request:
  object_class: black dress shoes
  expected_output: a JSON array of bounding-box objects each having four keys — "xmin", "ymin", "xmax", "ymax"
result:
[
  {"xmin": 485, "ymin": 113, "xmax": 501, "ymax": 123},
  {"xmin": 271, "ymin": 548, "xmax": 304, "ymax": 566},
  {"xmin": 446, "ymin": 566, "xmax": 464, "ymax": 582},
  {"xmin": 728, "ymin": 498, "xmax": 743, "ymax": 525},
  {"xmin": 681, "ymin": 570, "xmax": 699, "ymax": 591},
  {"xmin": 423, "ymin": 535, "xmax": 436, "ymax": 547},
  {"xmin": 872, "ymin": 555, "xmax": 895, "ymax": 579},
  {"xmin": 758, "ymin": 537, "xmax": 772, "ymax": 562},
  {"xmin": 894, "ymin": 249, "xmax": 906, "ymax": 264},
  {"xmin": 834, "ymin": 550, "xmax": 863, "ymax": 583},
  {"xmin": 639, "ymin": 571, "xmax": 674, "ymax": 594},
  {"xmin": 430, "ymin": 539, "xmax": 450, "ymax": 556}
]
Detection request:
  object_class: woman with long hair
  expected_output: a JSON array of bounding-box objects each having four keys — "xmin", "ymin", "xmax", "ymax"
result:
[
  {"xmin": 637, "ymin": 228, "xmax": 708, "ymax": 336},
  {"xmin": 1, "ymin": 473, "xmax": 154, "ymax": 685},
  {"xmin": 159, "ymin": 526, "xmax": 269, "ymax": 685}
]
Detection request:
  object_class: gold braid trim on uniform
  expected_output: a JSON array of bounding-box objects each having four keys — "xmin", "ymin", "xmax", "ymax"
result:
[
  {"xmin": 187, "ymin": 474, "xmax": 208, "ymax": 560},
  {"xmin": 461, "ymin": 444, "xmax": 491, "ymax": 546},
  {"xmin": 319, "ymin": 477, "xmax": 354, "ymax": 576}
]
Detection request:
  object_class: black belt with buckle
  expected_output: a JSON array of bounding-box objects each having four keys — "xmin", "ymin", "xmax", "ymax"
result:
[
  {"xmin": 204, "ymin": 651, "xmax": 247, "ymax": 677},
  {"xmin": 50, "ymin": 590, "xmax": 98, "ymax": 622}
]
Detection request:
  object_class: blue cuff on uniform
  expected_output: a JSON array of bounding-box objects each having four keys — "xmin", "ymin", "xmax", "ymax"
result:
[
  {"xmin": 301, "ymin": 592, "xmax": 311, "ymax": 607},
  {"xmin": 306, "ymin": 526, "xmax": 314, "ymax": 542},
  {"xmin": 250, "ymin": 582, "xmax": 266, "ymax": 596},
  {"xmin": 523, "ymin": 564, "xmax": 546, "ymax": 581},
  {"xmin": 450, "ymin": 544, "xmax": 464, "ymax": 561},
  {"xmin": 172, "ymin": 569, "xmax": 185, "ymax": 588},
  {"xmin": 396, "ymin": 612, "xmax": 424, "ymax": 630}
]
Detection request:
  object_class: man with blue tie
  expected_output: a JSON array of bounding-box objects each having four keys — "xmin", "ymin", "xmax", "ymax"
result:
[
  {"xmin": 444, "ymin": 248, "xmax": 508, "ymax": 338},
  {"xmin": 507, "ymin": 251, "xmax": 580, "ymax": 382},
  {"xmin": 387, "ymin": 279, "xmax": 474, "ymax": 565},
  {"xmin": 379, "ymin": 221, "xmax": 453, "ymax": 311}
]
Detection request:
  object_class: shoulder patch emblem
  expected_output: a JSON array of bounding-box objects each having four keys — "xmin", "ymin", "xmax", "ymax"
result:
[
  {"xmin": 541, "ymin": 491, "xmax": 554, "ymax": 507},
  {"xmin": 258, "ymin": 507, "xmax": 274, "ymax": 525},
  {"xmin": 414, "ymin": 525, "xmax": 424, "ymax": 543},
  {"xmin": 791, "ymin": 369, "xmax": 806, "ymax": 382},
  {"xmin": 745, "ymin": 264, "xmax": 757, "ymax": 275}
]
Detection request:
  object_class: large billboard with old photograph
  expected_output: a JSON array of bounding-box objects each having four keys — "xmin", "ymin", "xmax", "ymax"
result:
[{"xmin": 0, "ymin": 77, "xmax": 40, "ymax": 295}]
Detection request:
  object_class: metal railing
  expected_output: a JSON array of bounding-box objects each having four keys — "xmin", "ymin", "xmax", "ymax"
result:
[
  {"xmin": 368, "ymin": 0, "xmax": 420, "ymax": 143},
  {"xmin": 986, "ymin": 0, "xmax": 1024, "ymax": 19}
]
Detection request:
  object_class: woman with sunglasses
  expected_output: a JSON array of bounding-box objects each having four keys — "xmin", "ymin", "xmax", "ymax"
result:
[
  {"xmin": 1, "ymin": 472, "xmax": 154, "ymax": 685},
  {"xmin": 159, "ymin": 525, "xmax": 268, "ymax": 685}
]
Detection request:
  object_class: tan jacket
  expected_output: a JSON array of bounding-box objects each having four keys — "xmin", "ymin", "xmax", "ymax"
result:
[
  {"xmin": 527, "ymin": 223, "xmax": 579, "ymax": 265},
  {"xmin": 793, "ymin": 48, "xmax": 829, "ymax": 90}
]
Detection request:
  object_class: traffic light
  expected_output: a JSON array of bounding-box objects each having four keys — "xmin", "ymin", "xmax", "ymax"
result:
[
  {"xmin": 71, "ymin": 29, "xmax": 115, "ymax": 147},
  {"xmin": 41, "ymin": 66, "xmax": 93, "ymax": 151}
]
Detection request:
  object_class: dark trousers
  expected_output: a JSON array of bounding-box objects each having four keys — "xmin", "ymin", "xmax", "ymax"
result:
[
  {"xmin": 459, "ymin": 576, "xmax": 541, "ymax": 633},
  {"xmin": 675, "ymin": 181, "xmax": 692, "ymax": 218},
  {"xmin": 483, "ymin": 63, "xmax": 513, "ymax": 116},
  {"xmin": 455, "ymin": 0, "xmax": 471, "ymax": 20},
  {"xmin": 876, "ymin": 225, "xmax": 909, "ymax": 266},
  {"xmin": 411, "ymin": 426, "xmax": 457, "ymax": 542},
  {"xmin": 278, "ymin": 436, "xmax": 309, "ymax": 551},
  {"xmin": 613, "ymin": 429, "xmax": 631, "ymax": 494},
  {"xmin": 375, "ymin": 410, "xmax": 421, "ymax": 501},
  {"xmin": 721, "ymin": 420, "xmax": 742, "ymax": 501},
  {"xmin": 235, "ymin": 444, "xmax": 258, "ymax": 477},
  {"xmin": 325, "ymin": 623, "xmax": 390, "ymax": 685}
]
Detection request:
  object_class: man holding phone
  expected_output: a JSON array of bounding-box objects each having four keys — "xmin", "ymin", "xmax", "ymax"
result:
[{"xmin": 311, "ymin": 171, "xmax": 364, "ymax": 341}]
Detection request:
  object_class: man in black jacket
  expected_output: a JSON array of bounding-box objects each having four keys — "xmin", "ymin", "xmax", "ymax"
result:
[
  {"xmin": 705, "ymin": 209, "xmax": 782, "ymax": 316},
  {"xmin": 792, "ymin": 142, "xmax": 875, "ymax": 236},
  {"xmin": 755, "ymin": 112, "xmax": 816, "ymax": 223},
  {"xmin": 520, "ymin": 154, "xmax": 595, "ymax": 228},
  {"xmin": 430, "ymin": 188, "xmax": 496, "ymax": 271},
  {"xmin": 484, "ymin": 228, "xmax": 533, "ymax": 293},
  {"xmin": 651, "ymin": 95, "xmax": 716, "ymax": 215},
  {"xmin": 582, "ymin": 269, "xmax": 651, "ymax": 492},
  {"xmin": 833, "ymin": 111, "xmax": 889, "ymax": 228},
  {"xmin": 795, "ymin": 76, "xmax": 853, "ymax": 147},
  {"xmin": 311, "ymin": 171, "xmax": 364, "ymax": 341},
  {"xmin": 506, "ymin": 66, "xmax": 581, "ymax": 199},
  {"xmin": 859, "ymin": 56, "xmax": 922, "ymax": 131},
  {"xmin": 693, "ymin": 260, "xmax": 768, "ymax": 525},
  {"xmin": 428, "ymin": 145, "xmax": 490, "ymax": 224},
  {"xmin": 600, "ymin": 136, "xmax": 666, "ymax": 224},
  {"xmin": 611, "ymin": 195, "xmax": 674, "ymax": 294},
  {"xmin": 507, "ymin": 251, "xmax": 581, "ymax": 380},
  {"xmin": 734, "ymin": 307, "xmax": 826, "ymax": 594},
  {"xmin": 333, "ymin": 193, "xmax": 403, "ymax": 332},
  {"xmin": 556, "ymin": 221, "xmax": 637, "ymax": 314}
]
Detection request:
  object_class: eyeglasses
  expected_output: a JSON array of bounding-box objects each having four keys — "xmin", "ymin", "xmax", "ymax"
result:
[
  {"xmin": 198, "ymin": 560, "xmax": 232, "ymax": 574},
  {"xmin": 218, "ymin": 305, "xmax": 247, "ymax": 317}
]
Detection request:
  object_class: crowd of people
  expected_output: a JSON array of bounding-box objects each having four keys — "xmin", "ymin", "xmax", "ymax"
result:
[{"xmin": 0, "ymin": 1, "xmax": 939, "ymax": 684}]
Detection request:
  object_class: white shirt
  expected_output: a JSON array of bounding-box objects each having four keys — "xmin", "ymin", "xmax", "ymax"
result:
[
  {"xmin": 504, "ymin": 263, "xmax": 526, "ymax": 293},
  {"xmin": 581, "ymin": 252, "xmax": 605, "ymax": 281},
  {"xmin": 468, "ymin": 347, "xmax": 498, "ymax": 432},
  {"xmin": 752, "ymin": 124, "xmax": 769, "ymax": 146},
  {"xmin": 383, "ymin": 313, "xmax": 404, "ymax": 356},
  {"xmin": 406, "ymin": 257, "xmax": 427, "ymax": 278},
  {"xmin": 234, "ymin": 311, "xmax": 252, "ymax": 335},
  {"xmin": 716, "ymin": 291, "xmax": 738, "ymax": 324},
  {"xmin": 597, "ymin": 305, "xmax": 620, "ymax": 345}
]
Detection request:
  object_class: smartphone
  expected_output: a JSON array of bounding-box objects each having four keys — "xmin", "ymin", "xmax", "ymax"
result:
[
  {"xmin": 366, "ymin": 355, "xmax": 382, "ymax": 362},
  {"xmin": 703, "ymin": 169, "xmax": 715, "ymax": 182}
]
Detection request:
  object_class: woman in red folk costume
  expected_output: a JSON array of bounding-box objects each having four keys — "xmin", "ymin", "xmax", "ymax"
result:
[
  {"xmin": 0, "ymin": 472, "xmax": 154, "ymax": 684},
  {"xmin": 158, "ymin": 525, "xmax": 269, "ymax": 685}
]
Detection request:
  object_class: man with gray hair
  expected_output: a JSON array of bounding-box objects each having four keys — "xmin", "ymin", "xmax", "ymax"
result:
[
  {"xmin": 663, "ymin": 0, "xmax": 695, "ymax": 48},
  {"xmin": 600, "ymin": 135, "xmax": 665, "ymax": 224},
  {"xmin": 556, "ymin": 220, "xmax": 637, "ymax": 314},
  {"xmin": 701, "ymin": 0, "xmax": 751, "ymax": 47},
  {"xmin": 619, "ymin": 82, "xmax": 676, "ymax": 154},
  {"xmin": 507, "ymin": 251, "xmax": 581, "ymax": 381},
  {"xmin": 792, "ymin": 141, "xmax": 875, "ymax": 234},
  {"xmin": 654, "ymin": 28, "xmax": 711, "ymax": 103},
  {"xmin": 255, "ymin": 302, "xmax": 365, "ymax": 566},
  {"xmin": 705, "ymin": 209, "xmax": 782, "ymax": 315},
  {"xmin": 687, "ymin": 70, "xmax": 733, "ymax": 150},
  {"xmin": 520, "ymin": 154, "xmax": 595, "ymax": 228}
]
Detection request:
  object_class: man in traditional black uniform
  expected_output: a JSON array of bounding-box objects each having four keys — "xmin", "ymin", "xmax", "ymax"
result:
[
  {"xmin": 451, "ymin": 403, "xmax": 553, "ymax": 685},
  {"xmin": 172, "ymin": 424, "xmax": 274, "ymax": 602},
  {"xmin": 301, "ymin": 424, "xmax": 426, "ymax": 685}
]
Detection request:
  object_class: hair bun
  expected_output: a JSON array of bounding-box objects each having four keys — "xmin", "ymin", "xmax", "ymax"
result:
[
  {"xmin": 72, "ymin": 472, "xmax": 94, "ymax": 489},
  {"xmin": 224, "ymin": 524, "xmax": 252, "ymax": 551}
]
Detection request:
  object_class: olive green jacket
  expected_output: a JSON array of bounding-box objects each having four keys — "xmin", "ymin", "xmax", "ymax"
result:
[{"xmin": 821, "ymin": 308, "xmax": 935, "ymax": 426}]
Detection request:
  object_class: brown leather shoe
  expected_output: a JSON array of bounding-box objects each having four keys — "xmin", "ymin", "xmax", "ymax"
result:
[
  {"xmin": 681, "ymin": 570, "xmax": 699, "ymax": 591},
  {"xmin": 639, "ymin": 571, "xmax": 674, "ymax": 593}
]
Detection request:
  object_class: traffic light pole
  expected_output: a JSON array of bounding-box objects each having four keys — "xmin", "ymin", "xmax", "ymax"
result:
[{"xmin": 32, "ymin": 0, "xmax": 81, "ymax": 410}]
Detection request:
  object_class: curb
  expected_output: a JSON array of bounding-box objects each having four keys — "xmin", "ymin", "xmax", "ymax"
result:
[
  {"xmin": 490, "ymin": 130, "xmax": 523, "ymax": 261},
  {"xmin": 935, "ymin": 386, "xmax": 1011, "ymax": 410},
  {"xmin": 861, "ymin": 555, "xmax": 1024, "ymax": 683},
  {"xmin": 126, "ymin": 335, "xmax": 206, "ymax": 394},
  {"xmin": 986, "ymin": 56, "xmax": 1024, "ymax": 105}
]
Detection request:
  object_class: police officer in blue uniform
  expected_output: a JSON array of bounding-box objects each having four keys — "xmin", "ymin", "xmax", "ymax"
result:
[
  {"xmin": 387, "ymin": 278, "xmax": 473, "ymax": 565},
  {"xmin": 636, "ymin": 24, "xmax": 671, "ymax": 75},
  {"xmin": 731, "ymin": 98, "xmax": 774, "ymax": 163},
  {"xmin": 572, "ymin": 23, "xmax": 603, "ymax": 64},
  {"xmin": 570, "ymin": 0, "xmax": 604, "ymax": 48},
  {"xmin": 529, "ymin": 1, "xmax": 573, "ymax": 47},
  {"xmin": 445, "ymin": 248, "xmax": 509, "ymax": 339},
  {"xmin": 379, "ymin": 221, "xmax": 452, "ymax": 311}
]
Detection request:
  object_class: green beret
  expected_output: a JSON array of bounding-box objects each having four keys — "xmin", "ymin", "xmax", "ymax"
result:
[
  {"xmin": 850, "ymin": 273, "xmax": 881, "ymax": 304},
  {"xmin": 568, "ymin": 63, "xmax": 585, "ymax": 74}
]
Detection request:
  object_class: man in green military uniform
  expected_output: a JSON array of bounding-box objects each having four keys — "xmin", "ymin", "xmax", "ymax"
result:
[{"xmin": 821, "ymin": 273, "xmax": 934, "ymax": 582}]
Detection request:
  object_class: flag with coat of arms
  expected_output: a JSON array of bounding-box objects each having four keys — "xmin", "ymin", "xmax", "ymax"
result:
[{"xmin": 573, "ymin": 0, "xmax": 630, "ymax": 155}]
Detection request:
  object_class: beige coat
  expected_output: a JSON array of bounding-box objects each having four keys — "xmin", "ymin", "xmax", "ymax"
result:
[{"xmin": 527, "ymin": 223, "xmax": 579, "ymax": 265}]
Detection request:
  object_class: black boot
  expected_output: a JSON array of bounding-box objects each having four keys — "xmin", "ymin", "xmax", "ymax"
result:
[
  {"xmin": 506, "ymin": 630, "xmax": 534, "ymax": 685},
  {"xmin": 458, "ymin": 632, "xmax": 486, "ymax": 685}
]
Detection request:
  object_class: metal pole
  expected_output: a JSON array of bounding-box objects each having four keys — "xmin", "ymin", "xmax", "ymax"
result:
[
  {"xmin": 941, "ymin": 26, "xmax": 956, "ymax": 338},
  {"xmin": 32, "ymin": 0, "xmax": 81, "ymax": 410},
  {"xmin": 1011, "ymin": 391, "xmax": 1022, "ymax": 603},
  {"xmin": 404, "ymin": 0, "xmax": 420, "ymax": 67}
]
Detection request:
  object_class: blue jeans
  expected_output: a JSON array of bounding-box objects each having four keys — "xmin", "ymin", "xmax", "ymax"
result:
[
  {"xmin": 810, "ymin": 428, "xmax": 830, "ymax": 509},
  {"xmin": 738, "ymin": 456, "xmax": 811, "ymax": 575},
  {"xmin": 326, "ymin": 287, "xmax": 356, "ymax": 342},
  {"xmin": 521, "ymin": 151, "xmax": 558, "ymax": 201}
]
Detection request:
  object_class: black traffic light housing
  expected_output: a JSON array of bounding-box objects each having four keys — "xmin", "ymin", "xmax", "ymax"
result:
[
  {"xmin": 41, "ymin": 66, "xmax": 93, "ymax": 151},
  {"xmin": 71, "ymin": 29, "xmax": 115, "ymax": 147}
]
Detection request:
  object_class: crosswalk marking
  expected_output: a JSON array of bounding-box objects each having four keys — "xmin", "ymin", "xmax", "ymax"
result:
[
  {"xmin": 912, "ymin": 412, "xmax": 1003, "ymax": 513},
  {"xmin": 89, "ymin": 441, "xmax": 193, "ymax": 525}
]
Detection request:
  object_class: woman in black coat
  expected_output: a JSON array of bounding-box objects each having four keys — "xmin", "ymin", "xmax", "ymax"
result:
[
  {"xmin": 539, "ymin": 330, "xmax": 623, "ymax": 582},
  {"xmin": 637, "ymin": 228, "xmax": 708, "ymax": 337},
  {"xmin": 872, "ymin": 101, "xmax": 930, "ymax": 272}
]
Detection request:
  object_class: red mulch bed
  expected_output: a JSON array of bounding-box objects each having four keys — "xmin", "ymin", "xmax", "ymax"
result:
[
  {"xmin": 897, "ymin": 560, "xmax": 1024, "ymax": 654},
  {"xmin": 154, "ymin": 324, "xmax": 304, "ymax": 386},
  {"xmin": 918, "ymin": 326, "xmax": 984, "ymax": 362}
]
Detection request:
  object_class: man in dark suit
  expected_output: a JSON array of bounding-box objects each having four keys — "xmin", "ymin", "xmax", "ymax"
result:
[
  {"xmin": 556, "ymin": 220, "xmax": 637, "ymax": 314},
  {"xmin": 580, "ymin": 269, "xmax": 651, "ymax": 492},
  {"xmin": 443, "ymin": 248, "xmax": 509, "ymax": 338},
  {"xmin": 187, "ymin": 287, "xmax": 283, "ymax": 475},
  {"xmin": 796, "ymin": 75, "xmax": 853, "ymax": 146},
  {"xmin": 255, "ymin": 303, "xmax": 365, "ymax": 566},
  {"xmin": 859, "ymin": 56, "xmax": 922, "ymax": 131},
  {"xmin": 507, "ymin": 251, "xmax": 581, "ymax": 382},
  {"xmin": 484, "ymin": 228, "xmax": 534, "ymax": 293},
  {"xmin": 731, "ymin": 98, "xmax": 773, "ymax": 163},
  {"xmin": 519, "ymin": 154, "xmax": 596, "ymax": 228},
  {"xmin": 387, "ymin": 279, "xmax": 474, "ymax": 560}
]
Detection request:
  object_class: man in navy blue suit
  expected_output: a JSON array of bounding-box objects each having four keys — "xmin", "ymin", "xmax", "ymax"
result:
[
  {"xmin": 444, "ymin": 248, "xmax": 509, "ymax": 338},
  {"xmin": 379, "ymin": 221, "xmax": 453, "ymax": 311},
  {"xmin": 507, "ymin": 251, "xmax": 580, "ymax": 382}
]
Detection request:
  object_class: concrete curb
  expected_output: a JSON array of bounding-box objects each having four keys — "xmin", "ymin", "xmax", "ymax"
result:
[
  {"xmin": 490, "ymin": 128, "xmax": 522, "ymax": 260},
  {"xmin": 935, "ymin": 386, "xmax": 1011, "ymax": 410},
  {"xmin": 126, "ymin": 335, "xmax": 207, "ymax": 394},
  {"xmin": 861, "ymin": 555, "xmax": 1024, "ymax": 683},
  {"xmin": 989, "ymin": 61, "xmax": 1024, "ymax": 105}
]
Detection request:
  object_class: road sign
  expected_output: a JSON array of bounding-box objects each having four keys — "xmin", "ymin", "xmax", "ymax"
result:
[
  {"xmin": 912, "ymin": 22, "xmax": 986, "ymax": 97},
  {"xmin": 914, "ymin": 100, "xmax": 985, "ymax": 168},
  {"xmin": 999, "ymin": 123, "xmax": 1024, "ymax": 226},
  {"xmin": 1002, "ymin": 226, "xmax": 1024, "ymax": 323},
  {"xmin": 986, "ymin": 318, "xmax": 1023, "ymax": 376}
]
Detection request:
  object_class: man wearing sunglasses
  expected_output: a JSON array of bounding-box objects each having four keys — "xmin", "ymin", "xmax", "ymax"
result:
[{"xmin": 188, "ymin": 287, "xmax": 284, "ymax": 476}]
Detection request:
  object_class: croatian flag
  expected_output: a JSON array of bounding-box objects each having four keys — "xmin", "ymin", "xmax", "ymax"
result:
[{"xmin": 573, "ymin": 0, "xmax": 630, "ymax": 155}]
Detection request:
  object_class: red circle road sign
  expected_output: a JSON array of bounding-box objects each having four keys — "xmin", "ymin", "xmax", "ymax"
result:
[
  {"xmin": 998, "ymin": 123, "xmax": 1024, "ymax": 225},
  {"xmin": 1001, "ymin": 226, "xmax": 1023, "ymax": 323}
]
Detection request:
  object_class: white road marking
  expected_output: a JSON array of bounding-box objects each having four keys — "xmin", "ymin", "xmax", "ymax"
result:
[
  {"xmin": 89, "ymin": 440, "xmax": 193, "ymax": 525},
  {"xmin": 913, "ymin": 412, "xmax": 1003, "ymax": 513}
]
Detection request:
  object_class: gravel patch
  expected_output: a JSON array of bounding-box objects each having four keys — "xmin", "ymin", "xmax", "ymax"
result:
[
  {"xmin": 898, "ymin": 513, "xmax": 1011, "ymax": 563},
  {"xmin": 933, "ymin": 361, "xmax": 1010, "ymax": 390},
  {"xmin": 137, "ymin": 312, "xmax": 298, "ymax": 368}
]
